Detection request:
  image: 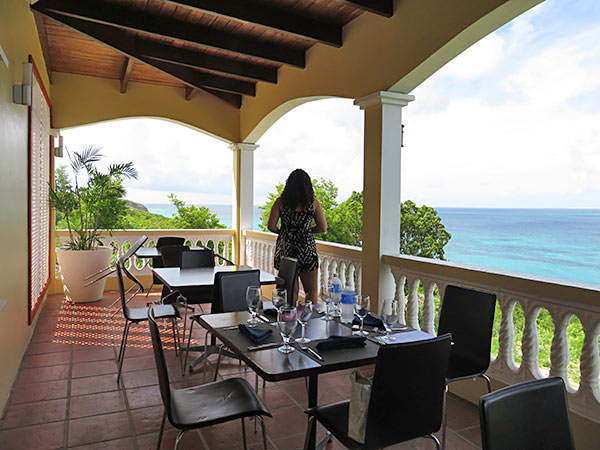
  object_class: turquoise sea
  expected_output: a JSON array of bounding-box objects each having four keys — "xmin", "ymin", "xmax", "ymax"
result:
[{"xmin": 145, "ymin": 204, "xmax": 600, "ymax": 286}]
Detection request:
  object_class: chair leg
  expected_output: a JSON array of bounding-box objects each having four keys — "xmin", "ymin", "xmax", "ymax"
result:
[
  {"xmin": 481, "ymin": 373, "xmax": 492, "ymax": 393},
  {"xmin": 257, "ymin": 415, "xmax": 268, "ymax": 450},
  {"xmin": 156, "ymin": 410, "xmax": 166, "ymax": 450},
  {"xmin": 429, "ymin": 433, "xmax": 441, "ymax": 450},
  {"xmin": 303, "ymin": 416, "xmax": 317, "ymax": 450},
  {"xmin": 174, "ymin": 430, "xmax": 186, "ymax": 450},
  {"xmin": 117, "ymin": 321, "xmax": 131, "ymax": 383},
  {"xmin": 145, "ymin": 283, "xmax": 154, "ymax": 297},
  {"xmin": 254, "ymin": 373, "xmax": 259, "ymax": 432},
  {"xmin": 183, "ymin": 319, "xmax": 195, "ymax": 376},
  {"xmin": 441, "ymin": 385, "xmax": 448, "ymax": 450},
  {"xmin": 241, "ymin": 418, "xmax": 248, "ymax": 450},
  {"xmin": 171, "ymin": 319, "xmax": 179, "ymax": 357},
  {"xmin": 213, "ymin": 345, "xmax": 224, "ymax": 382}
]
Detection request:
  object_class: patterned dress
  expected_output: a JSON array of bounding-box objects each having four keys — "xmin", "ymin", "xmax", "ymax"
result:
[{"xmin": 274, "ymin": 201, "xmax": 319, "ymax": 273}]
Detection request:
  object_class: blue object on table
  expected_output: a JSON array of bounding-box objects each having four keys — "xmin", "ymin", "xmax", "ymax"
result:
[
  {"xmin": 316, "ymin": 335, "xmax": 366, "ymax": 351},
  {"xmin": 238, "ymin": 324, "xmax": 273, "ymax": 344},
  {"xmin": 352, "ymin": 312, "xmax": 383, "ymax": 328}
]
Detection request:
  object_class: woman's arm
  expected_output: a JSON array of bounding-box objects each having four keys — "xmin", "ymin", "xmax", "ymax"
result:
[
  {"xmin": 267, "ymin": 197, "xmax": 282, "ymax": 234},
  {"xmin": 312, "ymin": 198, "xmax": 327, "ymax": 234}
]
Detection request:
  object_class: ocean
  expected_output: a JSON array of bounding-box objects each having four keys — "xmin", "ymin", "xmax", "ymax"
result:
[{"xmin": 144, "ymin": 204, "xmax": 600, "ymax": 286}]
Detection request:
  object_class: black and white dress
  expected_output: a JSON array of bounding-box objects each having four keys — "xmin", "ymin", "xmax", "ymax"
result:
[{"xmin": 274, "ymin": 201, "xmax": 319, "ymax": 273}]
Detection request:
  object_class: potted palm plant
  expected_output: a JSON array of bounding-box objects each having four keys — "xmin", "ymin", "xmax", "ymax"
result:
[{"xmin": 50, "ymin": 145, "xmax": 138, "ymax": 302}]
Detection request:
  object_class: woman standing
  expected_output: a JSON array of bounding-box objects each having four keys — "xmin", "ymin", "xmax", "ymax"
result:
[{"xmin": 268, "ymin": 169, "xmax": 327, "ymax": 303}]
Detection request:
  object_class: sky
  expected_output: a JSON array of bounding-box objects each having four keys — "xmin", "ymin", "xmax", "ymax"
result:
[{"xmin": 61, "ymin": 0, "xmax": 600, "ymax": 209}]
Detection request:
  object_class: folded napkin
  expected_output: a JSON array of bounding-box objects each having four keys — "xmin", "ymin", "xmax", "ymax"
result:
[
  {"xmin": 263, "ymin": 308, "xmax": 278, "ymax": 319},
  {"xmin": 238, "ymin": 324, "xmax": 273, "ymax": 344},
  {"xmin": 316, "ymin": 335, "xmax": 367, "ymax": 351},
  {"xmin": 352, "ymin": 313, "xmax": 383, "ymax": 329}
]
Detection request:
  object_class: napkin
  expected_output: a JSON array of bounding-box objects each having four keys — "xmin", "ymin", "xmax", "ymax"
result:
[
  {"xmin": 316, "ymin": 335, "xmax": 366, "ymax": 351},
  {"xmin": 238, "ymin": 324, "xmax": 273, "ymax": 344},
  {"xmin": 352, "ymin": 313, "xmax": 383, "ymax": 329}
]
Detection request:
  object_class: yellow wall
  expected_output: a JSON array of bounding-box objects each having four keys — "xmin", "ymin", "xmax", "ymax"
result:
[
  {"xmin": 51, "ymin": 72, "xmax": 241, "ymax": 143},
  {"xmin": 0, "ymin": 0, "xmax": 51, "ymax": 413}
]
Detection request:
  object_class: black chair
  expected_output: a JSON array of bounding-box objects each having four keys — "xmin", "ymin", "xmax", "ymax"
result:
[
  {"xmin": 148, "ymin": 308, "xmax": 272, "ymax": 450},
  {"xmin": 437, "ymin": 284, "xmax": 497, "ymax": 449},
  {"xmin": 186, "ymin": 270, "xmax": 261, "ymax": 375},
  {"xmin": 479, "ymin": 377, "xmax": 575, "ymax": 450},
  {"xmin": 158, "ymin": 245, "xmax": 191, "ymax": 304},
  {"xmin": 303, "ymin": 334, "xmax": 453, "ymax": 450},
  {"xmin": 277, "ymin": 256, "xmax": 298, "ymax": 305},
  {"xmin": 115, "ymin": 261, "xmax": 180, "ymax": 383},
  {"xmin": 146, "ymin": 236, "xmax": 185, "ymax": 296}
]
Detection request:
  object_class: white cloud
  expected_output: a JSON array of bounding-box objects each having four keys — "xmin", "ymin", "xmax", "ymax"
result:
[{"xmin": 442, "ymin": 32, "xmax": 505, "ymax": 80}]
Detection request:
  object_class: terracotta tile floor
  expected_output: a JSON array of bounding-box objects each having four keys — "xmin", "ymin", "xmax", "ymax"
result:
[{"xmin": 0, "ymin": 292, "xmax": 483, "ymax": 450}]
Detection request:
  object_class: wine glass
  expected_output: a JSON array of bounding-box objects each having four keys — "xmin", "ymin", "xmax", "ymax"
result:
[
  {"xmin": 353, "ymin": 295, "xmax": 370, "ymax": 336},
  {"xmin": 295, "ymin": 301, "xmax": 314, "ymax": 344},
  {"xmin": 320, "ymin": 293, "xmax": 332, "ymax": 321},
  {"xmin": 272, "ymin": 288, "xmax": 287, "ymax": 311},
  {"xmin": 381, "ymin": 299, "xmax": 399, "ymax": 341},
  {"xmin": 277, "ymin": 306, "xmax": 297, "ymax": 354},
  {"xmin": 330, "ymin": 291, "xmax": 341, "ymax": 318},
  {"xmin": 246, "ymin": 286, "xmax": 262, "ymax": 326}
]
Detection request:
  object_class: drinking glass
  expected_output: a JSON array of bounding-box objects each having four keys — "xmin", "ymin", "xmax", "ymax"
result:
[
  {"xmin": 331, "ymin": 292, "xmax": 341, "ymax": 318},
  {"xmin": 246, "ymin": 286, "xmax": 262, "ymax": 326},
  {"xmin": 381, "ymin": 299, "xmax": 399, "ymax": 341},
  {"xmin": 320, "ymin": 293, "xmax": 333, "ymax": 321},
  {"xmin": 353, "ymin": 295, "xmax": 370, "ymax": 336},
  {"xmin": 272, "ymin": 288, "xmax": 287, "ymax": 311},
  {"xmin": 295, "ymin": 301, "xmax": 314, "ymax": 344},
  {"xmin": 277, "ymin": 306, "xmax": 297, "ymax": 354}
]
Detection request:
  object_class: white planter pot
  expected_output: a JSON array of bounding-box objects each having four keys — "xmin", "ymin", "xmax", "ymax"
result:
[{"xmin": 56, "ymin": 247, "xmax": 113, "ymax": 303}]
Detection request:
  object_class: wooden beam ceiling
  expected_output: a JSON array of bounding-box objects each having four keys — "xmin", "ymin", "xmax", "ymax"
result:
[
  {"xmin": 34, "ymin": 8, "xmax": 245, "ymax": 106},
  {"xmin": 119, "ymin": 57, "xmax": 134, "ymax": 93},
  {"xmin": 164, "ymin": 0, "xmax": 343, "ymax": 47},
  {"xmin": 34, "ymin": 0, "xmax": 306, "ymax": 67},
  {"xmin": 333, "ymin": 0, "xmax": 394, "ymax": 17},
  {"xmin": 31, "ymin": 0, "xmax": 395, "ymax": 108}
]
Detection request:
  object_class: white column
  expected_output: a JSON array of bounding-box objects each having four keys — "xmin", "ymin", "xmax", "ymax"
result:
[
  {"xmin": 354, "ymin": 91, "xmax": 414, "ymax": 310},
  {"xmin": 229, "ymin": 142, "xmax": 258, "ymax": 264}
]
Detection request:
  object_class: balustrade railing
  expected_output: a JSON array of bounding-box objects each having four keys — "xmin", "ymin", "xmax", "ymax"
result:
[
  {"xmin": 383, "ymin": 253, "xmax": 600, "ymax": 423},
  {"xmin": 243, "ymin": 230, "xmax": 362, "ymax": 296},
  {"xmin": 55, "ymin": 229, "xmax": 235, "ymax": 278}
]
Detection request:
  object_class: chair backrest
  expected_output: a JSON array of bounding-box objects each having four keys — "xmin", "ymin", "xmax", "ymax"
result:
[
  {"xmin": 115, "ymin": 262, "xmax": 143, "ymax": 321},
  {"xmin": 181, "ymin": 248, "xmax": 215, "ymax": 268},
  {"xmin": 278, "ymin": 257, "xmax": 298, "ymax": 305},
  {"xmin": 160, "ymin": 245, "xmax": 191, "ymax": 268},
  {"xmin": 364, "ymin": 334, "xmax": 452, "ymax": 448},
  {"xmin": 156, "ymin": 236, "xmax": 185, "ymax": 248},
  {"xmin": 147, "ymin": 308, "xmax": 173, "ymax": 423},
  {"xmin": 212, "ymin": 270, "xmax": 261, "ymax": 314},
  {"xmin": 152, "ymin": 237, "xmax": 186, "ymax": 282},
  {"xmin": 479, "ymin": 377, "xmax": 575, "ymax": 450},
  {"xmin": 438, "ymin": 285, "xmax": 497, "ymax": 376},
  {"xmin": 119, "ymin": 235, "xmax": 148, "ymax": 265}
]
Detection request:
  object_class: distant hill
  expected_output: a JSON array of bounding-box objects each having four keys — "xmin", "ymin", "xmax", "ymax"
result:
[{"xmin": 125, "ymin": 200, "xmax": 148, "ymax": 212}]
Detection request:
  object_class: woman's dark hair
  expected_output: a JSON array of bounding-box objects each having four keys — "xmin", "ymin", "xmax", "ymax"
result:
[{"xmin": 281, "ymin": 169, "xmax": 314, "ymax": 209}]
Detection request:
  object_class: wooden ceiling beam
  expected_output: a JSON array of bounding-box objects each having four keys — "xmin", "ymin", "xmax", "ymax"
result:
[
  {"xmin": 333, "ymin": 0, "xmax": 393, "ymax": 18},
  {"xmin": 32, "ymin": 10, "xmax": 53, "ymax": 84},
  {"xmin": 135, "ymin": 38, "xmax": 277, "ymax": 84},
  {"xmin": 34, "ymin": 0, "xmax": 306, "ymax": 67},
  {"xmin": 119, "ymin": 57, "xmax": 134, "ymax": 93},
  {"xmin": 184, "ymin": 86, "xmax": 195, "ymax": 101},
  {"xmin": 34, "ymin": 8, "xmax": 244, "ymax": 107},
  {"xmin": 165, "ymin": 0, "xmax": 342, "ymax": 47}
]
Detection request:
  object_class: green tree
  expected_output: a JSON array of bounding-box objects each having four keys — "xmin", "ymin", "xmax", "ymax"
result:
[
  {"xmin": 327, "ymin": 191, "xmax": 363, "ymax": 246},
  {"xmin": 400, "ymin": 200, "xmax": 451, "ymax": 259},
  {"xmin": 168, "ymin": 193, "xmax": 226, "ymax": 229}
]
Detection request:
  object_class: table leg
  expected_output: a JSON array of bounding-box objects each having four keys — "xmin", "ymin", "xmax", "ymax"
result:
[{"xmin": 306, "ymin": 374, "xmax": 318, "ymax": 450}]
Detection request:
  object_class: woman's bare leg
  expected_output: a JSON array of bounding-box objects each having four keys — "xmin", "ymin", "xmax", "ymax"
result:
[{"xmin": 298, "ymin": 270, "xmax": 319, "ymax": 303}]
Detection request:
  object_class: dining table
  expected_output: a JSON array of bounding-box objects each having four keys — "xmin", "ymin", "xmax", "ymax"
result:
[
  {"xmin": 196, "ymin": 309, "xmax": 432, "ymax": 449},
  {"xmin": 151, "ymin": 264, "xmax": 279, "ymax": 374}
]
